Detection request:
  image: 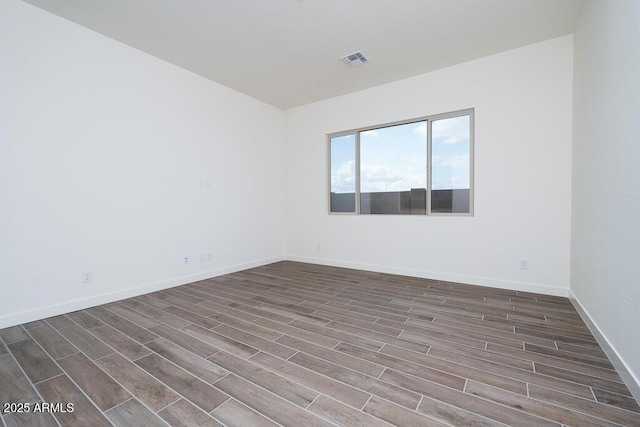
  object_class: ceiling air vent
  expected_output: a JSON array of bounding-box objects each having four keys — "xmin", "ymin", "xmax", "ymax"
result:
[{"xmin": 340, "ymin": 51, "xmax": 369, "ymax": 68}]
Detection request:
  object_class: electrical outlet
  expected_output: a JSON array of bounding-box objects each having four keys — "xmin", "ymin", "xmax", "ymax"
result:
[
  {"xmin": 200, "ymin": 253, "xmax": 206, "ymax": 262},
  {"xmin": 520, "ymin": 258, "xmax": 529, "ymax": 269},
  {"xmin": 207, "ymin": 252, "xmax": 213, "ymax": 262},
  {"xmin": 183, "ymin": 256, "xmax": 189, "ymax": 265},
  {"xmin": 82, "ymin": 271, "xmax": 93, "ymax": 283}
]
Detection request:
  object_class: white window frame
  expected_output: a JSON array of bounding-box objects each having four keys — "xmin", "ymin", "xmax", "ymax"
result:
[{"xmin": 328, "ymin": 108, "xmax": 474, "ymax": 216}]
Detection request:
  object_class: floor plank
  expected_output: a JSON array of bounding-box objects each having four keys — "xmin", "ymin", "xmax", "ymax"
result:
[
  {"xmin": 135, "ymin": 353, "xmax": 229, "ymax": 413},
  {"xmin": 36, "ymin": 374, "xmax": 112, "ymax": 427},
  {"xmin": 27, "ymin": 323, "xmax": 78, "ymax": 360},
  {"xmin": 89, "ymin": 324, "xmax": 153, "ymax": 361},
  {"xmin": 248, "ymin": 351, "xmax": 371, "ymax": 409},
  {"xmin": 145, "ymin": 338, "xmax": 227, "ymax": 384},
  {"xmin": 363, "ymin": 396, "xmax": 449, "ymax": 427},
  {"xmin": 289, "ymin": 351, "xmax": 422, "ymax": 410},
  {"xmin": 2, "ymin": 409, "xmax": 59, "ymax": 427},
  {"xmin": 1, "ymin": 261, "xmax": 637, "ymax": 426},
  {"xmin": 209, "ymin": 351, "xmax": 319, "ymax": 407},
  {"xmin": 0, "ymin": 326, "xmax": 30, "ymax": 345},
  {"xmin": 0, "ymin": 354, "xmax": 40, "ymax": 405},
  {"xmin": 105, "ymin": 398, "xmax": 167, "ymax": 427},
  {"xmin": 213, "ymin": 373, "xmax": 332, "ymax": 427},
  {"xmin": 57, "ymin": 352, "xmax": 131, "ymax": 411},
  {"xmin": 57, "ymin": 324, "xmax": 114, "ymax": 360},
  {"xmin": 210, "ymin": 398, "xmax": 278, "ymax": 427},
  {"xmin": 308, "ymin": 394, "xmax": 393, "ymax": 427},
  {"xmin": 7, "ymin": 338, "xmax": 62, "ymax": 384},
  {"xmin": 159, "ymin": 399, "xmax": 223, "ymax": 427},
  {"xmin": 95, "ymin": 353, "xmax": 180, "ymax": 411}
]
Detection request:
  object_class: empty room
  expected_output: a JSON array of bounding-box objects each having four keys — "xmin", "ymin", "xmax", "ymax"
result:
[{"xmin": 1, "ymin": 0, "xmax": 639, "ymax": 426}]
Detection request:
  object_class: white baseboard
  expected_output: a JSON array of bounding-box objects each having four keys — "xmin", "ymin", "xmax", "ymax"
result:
[
  {"xmin": 285, "ymin": 255, "xmax": 569, "ymax": 297},
  {"xmin": 569, "ymin": 290, "xmax": 640, "ymax": 404},
  {"xmin": 0, "ymin": 255, "xmax": 284, "ymax": 329}
]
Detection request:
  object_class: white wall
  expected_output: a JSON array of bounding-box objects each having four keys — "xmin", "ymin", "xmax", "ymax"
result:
[
  {"xmin": 284, "ymin": 36, "xmax": 574, "ymax": 296},
  {"xmin": 0, "ymin": 0, "xmax": 285, "ymax": 328},
  {"xmin": 571, "ymin": 0, "xmax": 640, "ymax": 399}
]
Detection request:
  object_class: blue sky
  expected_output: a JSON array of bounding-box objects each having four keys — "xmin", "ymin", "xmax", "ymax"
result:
[{"xmin": 330, "ymin": 115, "xmax": 470, "ymax": 193}]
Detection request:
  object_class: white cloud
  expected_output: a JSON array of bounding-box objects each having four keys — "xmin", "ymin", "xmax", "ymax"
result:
[
  {"xmin": 432, "ymin": 154, "xmax": 470, "ymax": 189},
  {"xmin": 361, "ymin": 129, "xmax": 380, "ymax": 138},
  {"xmin": 412, "ymin": 122, "xmax": 427, "ymax": 137},
  {"xmin": 432, "ymin": 154, "xmax": 469, "ymax": 168},
  {"xmin": 331, "ymin": 160, "xmax": 356, "ymax": 193},
  {"xmin": 332, "ymin": 161, "xmax": 427, "ymax": 193},
  {"xmin": 432, "ymin": 116, "xmax": 469, "ymax": 145},
  {"xmin": 412, "ymin": 117, "xmax": 469, "ymax": 145},
  {"xmin": 360, "ymin": 164, "xmax": 426, "ymax": 192},
  {"xmin": 394, "ymin": 173, "xmax": 427, "ymax": 191},
  {"xmin": 360, "ymin": 164, "xmax": 401, "ymax": 192}
]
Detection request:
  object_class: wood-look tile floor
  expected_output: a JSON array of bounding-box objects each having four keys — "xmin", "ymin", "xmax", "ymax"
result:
[{"xmin": 1, "ymin": 261, "xmax": 639, "ymax": 426}]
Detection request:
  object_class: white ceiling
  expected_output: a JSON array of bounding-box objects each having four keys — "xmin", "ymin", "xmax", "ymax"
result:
[{"xmin": 23, "ymin": 0, "xmax": 584, "ymax": 109}]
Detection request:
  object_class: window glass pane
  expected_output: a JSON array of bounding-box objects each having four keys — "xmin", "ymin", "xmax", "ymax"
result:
[
  {"xmin": 330, "ymin": 134, "xmax": 356, "ymax": 212},
  {"xmin": 360, "ymin": 121, "xmax": 427, "ymax": 215},
  {"xmin": 431, "ymin": 115, "xmax": 471, "ymax": 213}
]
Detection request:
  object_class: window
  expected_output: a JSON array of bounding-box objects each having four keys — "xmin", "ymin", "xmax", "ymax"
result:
[{"xmin": 329, "ymin": 109, "xmax": 473, "ymax": 215}]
